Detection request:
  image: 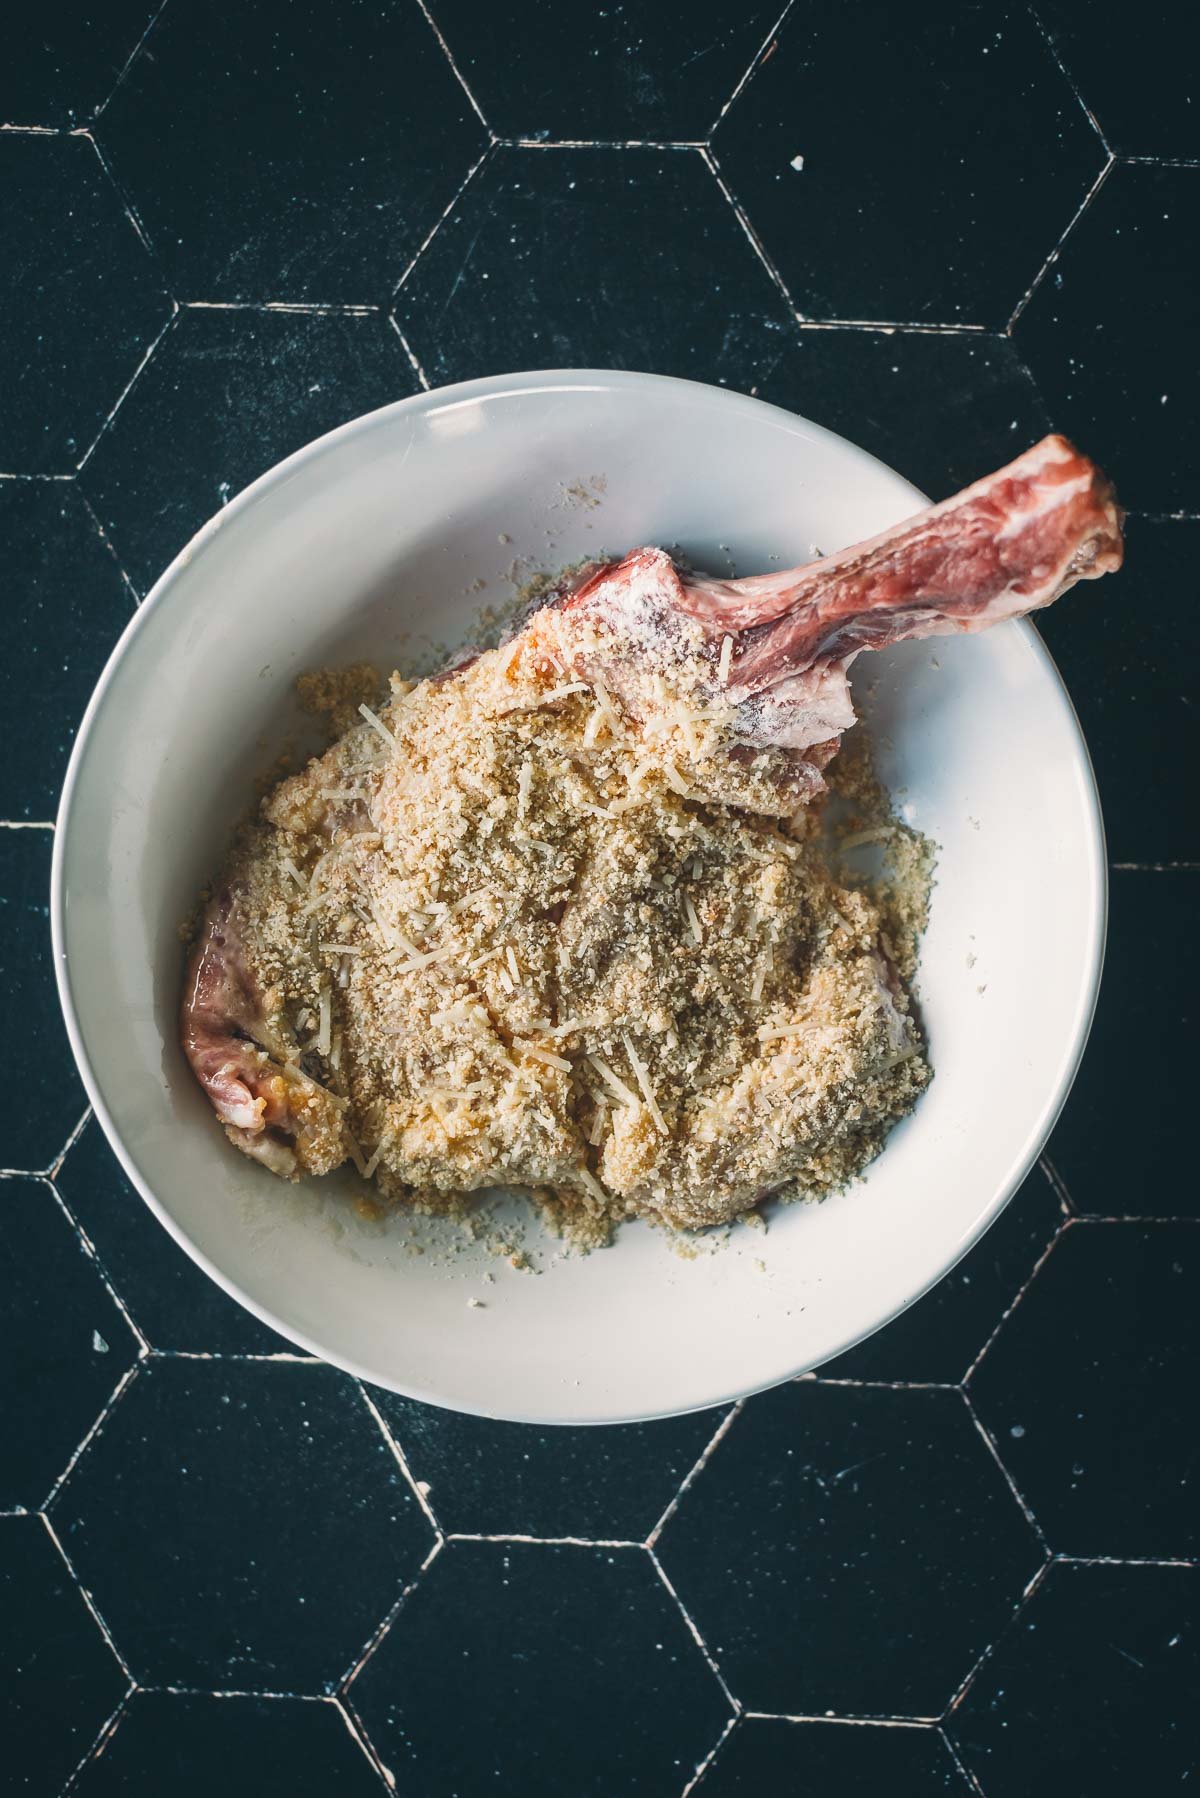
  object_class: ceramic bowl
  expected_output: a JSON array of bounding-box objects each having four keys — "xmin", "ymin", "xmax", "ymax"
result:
[{"xmin": 52, "ymin": 370, "xmax": 1105, "ymax": 1422}]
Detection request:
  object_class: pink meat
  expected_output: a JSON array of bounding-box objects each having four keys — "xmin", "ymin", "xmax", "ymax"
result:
[
  {"xmin": 181, "ymin": 892, "xmax": 289, "ymax": 1133},
  {"xmin": 561, "ymin": 434, "xmax": 1122, "ymax": 760}
]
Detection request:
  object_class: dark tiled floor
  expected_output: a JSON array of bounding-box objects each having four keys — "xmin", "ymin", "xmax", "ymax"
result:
[
  {"xmin": 948, "ymin": 1562, "xmax": 1200, "ymax": 1797},
  {"xmin": 698, "ymin": 1717, "xmax": 970, "ymax": 1796},
  {"xmin": 1043, "ymin": 872, "xmax": 1197, "ymax": 1217},
  {"xmin": 430, "ymin": 0, "xmax": 775, "ymax": 141},
  {"xmin": 657, "ymin": 1382, "xmax": 1042, "ymax": 1718},
  {"xmin": 50, "ymin": 1361, "xmax": 434, "ymax": 1691},
  {"xmin": 0, "ymin": 132, "xmax": 171, "ymax": 474},
  {"xmin": 969, "ymin": 1221, "xmax": 1199, "ymax": 1558},
  {"xmin": 1014, "ymin": 162, "xmax": 1200, "ymax": 515},
  {"xmin": 0, "ymin": 829, "xmax": 85, "ymax": 1172},
  {"xmin": 349, "ymin": 1541, "xmax": 730, "ymax": 1795},
  {"xmin": 3, "ymin": 7, "xmax": 1195, "ymax": 1794},
  {"xmin": 711, "ymin": 0, "xmax": 1105, "ymax": 326},
  {"xmin": 375, "ymin": 1394, "xmax": 726, "ymax": 1541},
  {"xmin": 0, "ymin": 1514, "xmax": 127, "ymax": 1796},
  {"xmin": 79, "ymin": 306, "xmax": 420, "ymax": 595},
  {"xmin": 0, "ymin": 1178, "xmax": 137, "ymax": 1511},
  {"xmin": 55, "ymin": 1118, "xmax": 288, "ymax": 1356},
  {"xmin": 0, "ymin": 481, "xmax": 134, "ymax": 821},
  {"xmin": 393, "ymin": 146, "xmax": 795, "ymax": 390},
  {"xmin": 74, "ymin": 1692, "xmax": 383, "ymax": 1798},
  {"xmin": 96, "ymin": 0, "xmax": 487, "ymax": 303}
]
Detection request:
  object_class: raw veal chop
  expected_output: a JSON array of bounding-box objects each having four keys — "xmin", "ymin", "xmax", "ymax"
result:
[{"xmin": 182, "ymin": 436, "xmax": 1122, "ymax": 1233}]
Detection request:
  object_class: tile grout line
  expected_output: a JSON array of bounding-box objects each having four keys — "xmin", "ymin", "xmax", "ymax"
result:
[
  {"xmin": 646, "ymin": 1401, "xmax": 744, "ymax": 1547},
  {"xmin": 0, "ymin": 819, "xmax": 55, "ymax": 831},
  {"xmin": 338, "ymin": 1535, "xmax": 445, "ymax": 1691},
  {"xmin": 47, "ymin": 1173, "xmax": 152, "ymax": 1352},
  {"xmin": 699, "ymin": 143, "xmax": 801, "ymax": 319},
  {"xmin": 330, "ymin": 1694, "xmax": 396, "ymax": 1793},
  {"xmin": 389, "ymin": 141, "xmax": 494, "ymax": 304},
  {"xmin": 648, "ymin": 1547, "xmax": 742, "ymax": 1715},
  {"xmin": 1055, "ymin": 1552, "xmax": 1198, "ymax": 1568},
  {"xmin": 446, "ymin": 1532, "xmax": 643, "ymax": 1548},
  {"xmin": 355, "ymin": 1381, "xmax": 442, "ymax": 1533},
  {"xmin": 679, "ymin": 1709, "xmax": 741, "ymax": 1796},
  {"xmin": 58, "ymin": 1682, "xmax": 136, "ymax": 1796},
  {"xmin": 385, "ymin": 312, "xmax": 432, "ymax": 390},
  {"xmin": 0, "ymin": 470, "xmax": 76, "ymax": 482},
  {"xmin": 1117, "ymin": 153, "xmax": 1200, "ymax": 168},
  {"xmin": 1111, "ymin": 859, "xmax": 1200, "ymax": 870},
  {"xmin": 74, "ymin": 304, "xmax": 180, "ymax": 476},
  {"xmin": 1006, "ymin": 153, "xmax": 1114, "ymax": 334},
  {"xmin": 40, "ymin": 1360, "xmax": 143, "ymax": 1512},
  {"xmin": 493, "ymin": 137, "xmax": 707, "ymax": 150},
  {"xmin": 940, "ymin": 1723, "xmax": 987, "ymax": 1795},
  {"xmin": 413, "ymin": 0, "xmax": 491, "ymax": 131},
  {"xmin": 83, "ymin": 127, "xmax": 170, "ymax": 272},
  {"xmin": 794, "ymin": 317, "xmax": 990, "ymax": 336},
  {"xmin": 92, "ymin": 0, "xmax": 172, "ymax": 120},
  {"xmin": 75, "ymin": 487, "xmax": 141, "ymax": 605},
  {"xmin": 961, "ymin": 1216, "xmax": 1069, "ymax": 1384},
  {"xmin": 806, "ymin": 1376, "xmax": 961, "ymax": 1391},
  {"xmin": 961, "ymin": 1388, "xmax": 1050, "ymax": 1553},
  {"xmin": 180, "ymin": 299, "xmax": 382, "ymax": 316},
  {"xmin": 40, "ymin": 1510, "xmax": 135, "ymax": 1681},
  {"xmin": 1037, "ymin": 1153, "xmax": 1076, "ymax": 1217},
  {"xmin": 741, "ymin": 1709, "xmax": 938, "ymax": 1727},
  {"xmin": 943, "ymin": 1556, "xmax": 1051, "ymax": 1719},
  {"xmin": 1026, "ymin": 2, "xmax": 1112, "ymax": 156},
  {"xmin": 709, "ymin": 0, "xmax": 797, "ymax": 133}
]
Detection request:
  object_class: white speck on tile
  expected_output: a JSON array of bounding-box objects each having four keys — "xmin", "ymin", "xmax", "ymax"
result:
[
  {"xmin": 790, "ymin": 153, "xmax": 805, "ymax": 171},
  {"xmin": 92, "ymin": 1330, "xmax": 109, "ymax": 1353}
]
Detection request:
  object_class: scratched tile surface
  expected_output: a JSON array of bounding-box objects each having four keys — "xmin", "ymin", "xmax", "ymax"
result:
[{"xmin": 1, "ymin": 4, "xmax": 1194, "ymax": 1792}]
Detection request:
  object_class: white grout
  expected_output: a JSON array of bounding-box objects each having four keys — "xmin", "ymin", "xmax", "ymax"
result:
[
  {"xmin": 962, "ymin": 1218, "xmax": 1069, "ymax": 1384},
  {"xmin": 646, "ymin": 1402, "xmax": 743, "ymax": 1547},
  {"xmin": 93, "ymin": 0, "xmax": 172, "ymax": 121},
  {"xmin": 48, "ymin": 1173, "xmax": 151, "ymax": 1353},
  {"xmin": 1037, "ymin": 1154, "xmax": 1075, "ymax": 1217},
  {"xmin": 1026, "ymin": 3, "xmax": 1112, "ymax": 155},
  {"xmin": 413, "ymin": 0, "xmax": 492, "ymax": 131},
  {"xmin": 1007, "ymin": 153, "xmax": 1114, "ymax": 333},
  {"xmin": 385, "ymin": 312, "xmax": 432, "ymax": 390},
  {"xmin": 58, "ymin": 1684, "xmax": 135, "ymax": 1795},
  {"xmin": 355, "ymin": 1381, "xmax": 442, "ymax": 1532},
  {"xmin": 679, "ymin": 1709, "xmax": 741, "ymax": 1795},
  {"xmin": 339, "ymin": 1535, "xmax": 445, "ymax": 1690},
  {"xmin": 0, "ymin": 818, "xmax": 55, "ymax": 830},
  {"xmin": 389, "ymin": 142, "xmax": 494, "ymax": 303},
  {"xmin": 709, "ymin": 0, "xmax": 797, "ymax": 133},
  {"xmin": 648, "ymin": 1547, "xmax": 742, "ymax": 1714},
  {"xmin": 45, "ymin": 1107, "xmax": 95, "ymax": 1179},
  {"xmin": 331, "ymin": 1694, "xmax": 396, "ymax": 1792},
  {"xmin": 961, "ymin": 1388, "xmax": 1050, "ymax": 1553},
  {"xmin": 181, "ymin": 299, "xmax": 381, "ymax": 316},
  {"xmin": 944, "ymin": 1556, "xmax": 1051, "ymax": 1716},
  {"xmin": 74, "ymin": 305, "xmax": 180, "ymax": 475},
  {"xmin": 700, "ymin": 144, "xmax": 799, "ymax": 317},
  {"xmin": 40, "ymin": 1510, "xmax": 135, "ymax": 1680},
  {"xmin": 741, "ymin": 1709, "xmax": 938, "ymax": 1727},
  {"xmin": 41, "ymin": 1361, "xmax": 144, "ymax": 1511}
]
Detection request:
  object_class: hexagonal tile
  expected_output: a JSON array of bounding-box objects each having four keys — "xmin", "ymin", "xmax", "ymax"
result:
[
  {"xmin": 1014, "ymin": 163, "xmax": 1199, "ymax": 515},
  {"xmin": 430, "ymin": 0, "xmax": 774, "ymax": 140},
  {"xmin": 0, "ymin": 1178, "xmax": 138, "ymax": 1508},
  {"xmin": 949, "ymin": 1562, "xmax": 1199, "ymax": 1796},
  {"xmin": 56, "ymin": 1117, "xmax": 287, "ymax": 1355},
  {"xmin": 0, "ymin": 133, "xmax": 171, "ymax": 474},
  {"xmin": 712, "ymin": 1, "xmax": 1104, "ymax": 326},
  {"xmin": 823, "ymin": 1163, "xmax": 1063, "ymax": 1385},
  {"xmin": 96, "ymin": 0, "xmax": 487, "ymax": 302},
  {"xmin": 51, "ymin": 1360, "xmax": 434, "ymax": 1690},
  {"xmin": 0, "ymin": 482, "xmax": 133, "ymax": 822},
  {"xmin": 74, "ymin": 1693, "xmax": 382, "ymax": 1796},
  {"xmin": 1037, "ymin": 520, "xmax": 1195, "ymax": 866},
  {"xmin": 80, "ymin": 305, "xmax": 420, "ymax": 595},
  {"xmin": 0, "ymin": 1514, "xmax": 127, "ymax": 1796},
  {"xmin": 392, "ymin": 146, "xmax": 795, "ymax": 390},
  {"xmin": 4, "ymin": 4, "xmax": 158, "ymax": 127},
  {"xmin": 657, "ymin": 1383, "xmax": 1042, "ymax": 1717},
  {"xmin": 373, "ymin": 1394, "xmax": 725, "ymax": 1539},
  {"xmin": 0, "ymin": 829, "xmax": 85, "ymax": 1171},
  {"xmin": 1038, "ymin": 0, "xmax": 1198, "ymax": 159},
  {"xmin": 755, "ymin": 327, "xmax": 1051, "ymax": 502},
  {"xmin": 701, "ymin": 1718, "xmax": 969, "ymax": 1795},
  {"xmin": 350, "ymin": 1541, "xmax": 729, "ymax": 1793},
  {"xmin": 1044, "ymin": 873, "xmax": 1197, "ymax": 1218},
  {"xmin": 969, "ymin": 1222, "xmax": 1198, "ymax": 1557}
]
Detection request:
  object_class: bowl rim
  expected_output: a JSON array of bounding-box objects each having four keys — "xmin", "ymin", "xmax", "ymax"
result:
[{"xmin": 51, "ymin": 367, "xmax": 1108, "ymax": 1422}]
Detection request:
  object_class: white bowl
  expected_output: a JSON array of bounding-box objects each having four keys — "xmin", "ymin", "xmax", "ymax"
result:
[{"xmin": 53, "ymin": 370, "xmax": 1105, "ymax": 1423}]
